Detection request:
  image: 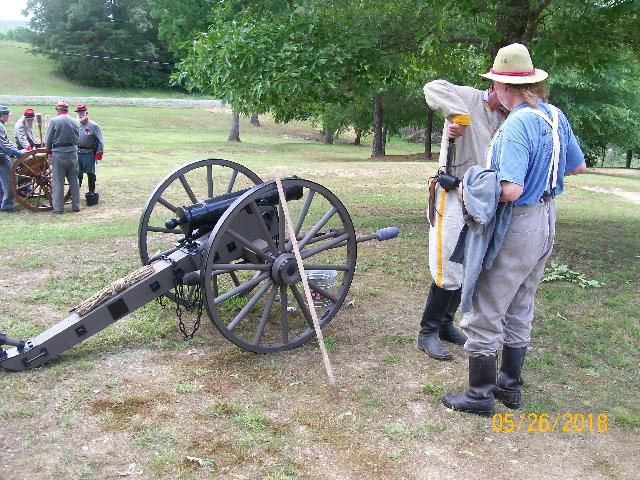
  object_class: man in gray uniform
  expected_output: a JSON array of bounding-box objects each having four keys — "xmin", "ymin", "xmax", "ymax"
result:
[
  {"xmin": 14, "ymin": 108, "xmax": 37, "ymax": 150},
  {"xmin": 45, "ymin": 101, "xmax": 80, "ymax": 214},
  {"xmin": 417, "ymin": 80, "xmax": 507, "ymax": 360},
  {"xmin": 0, "ymin": 105, "xmax": 25, "ymax": 212},
  {"xmin": 75, "ymin": 104, "xmax": 104, "ymax": 205}
]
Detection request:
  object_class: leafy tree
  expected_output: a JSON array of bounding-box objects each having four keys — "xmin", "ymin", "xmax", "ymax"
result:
[{"xmin": 25, "ymin": 0, "xmax": 173, "ymax": 88}]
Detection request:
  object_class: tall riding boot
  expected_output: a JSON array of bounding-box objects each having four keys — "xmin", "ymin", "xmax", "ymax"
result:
[
  {"xmin": 442, "ymin": 354, "xmax": 497, "ymax": 415},
  {"xmin": 417, "ymin": 282, "xmax": 454, "ymax": 360},
  {"xmin": 494, "ymin": 346, "xmax": 527, "ymax": 409},
  {"xmin": 439, "ymin": 287, "xmax": 467, "ymax": 345},
  {"xmin": 88, "ymin": 173, "xmax": 96, "ymax": 193}
]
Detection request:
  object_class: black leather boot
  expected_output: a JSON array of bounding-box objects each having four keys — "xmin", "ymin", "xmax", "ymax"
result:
[
  {"xmin": 417, "ymin": 282, "xmax": 453, "ymax": 360},
  {"xmin": 494, "ymin": 345, "xmax": 526, "ymax": 409},
  {"xmin": 442, "ymin": 354, "xmax": 497, "ymax": 416},
  {"xmin": 439, "ymin": 287, "xmax": 467, "ymax": 345}
]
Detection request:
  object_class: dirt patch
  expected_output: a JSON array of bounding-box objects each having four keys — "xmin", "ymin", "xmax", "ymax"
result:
[{"xmin": 576, "ymin": 185, "xmax": 640, "ymax": 204}]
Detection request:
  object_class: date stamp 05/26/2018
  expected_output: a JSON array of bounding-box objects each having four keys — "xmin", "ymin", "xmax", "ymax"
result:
[{"xmin": 491, "ymin": 412, "xmax": 609, "ymax": 433}]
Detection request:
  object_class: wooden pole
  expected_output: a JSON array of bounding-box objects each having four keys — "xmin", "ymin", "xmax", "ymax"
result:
[
  {"xmin": 35, "ymin": 113, "xmax": 43, "ymax": 145},
  {"xmin": 274, "ymin": 178, "xmax": 340, "ymax": 403}
]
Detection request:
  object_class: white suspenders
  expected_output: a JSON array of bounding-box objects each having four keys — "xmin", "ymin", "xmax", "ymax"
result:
[{"xmin": 486, "ymin": 105, "xmax": 561, "ymax": 194}]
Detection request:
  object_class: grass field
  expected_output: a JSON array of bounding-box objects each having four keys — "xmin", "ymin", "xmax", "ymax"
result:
[
  {"xmin": 1, "ymin": 48, "xmax": 639, "ymax": 480},
  {"xmin": 0, "ymin": 40, "xmax": 209, "ymax": 99}
]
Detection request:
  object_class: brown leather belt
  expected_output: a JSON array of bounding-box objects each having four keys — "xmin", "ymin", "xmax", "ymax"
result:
[{"xmin": 428, "ymin": 177, "xmax": 437, "ymax": 226}]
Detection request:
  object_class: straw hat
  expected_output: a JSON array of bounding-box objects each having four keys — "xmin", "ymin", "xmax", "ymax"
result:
[{"xmin": 481, "ymin": 43, "xmax": 547, "ymax": 84}]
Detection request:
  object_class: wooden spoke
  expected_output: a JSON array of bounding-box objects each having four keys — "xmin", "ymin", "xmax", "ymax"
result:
[
  {"xmin": 303, "ymin": 264, "xmax": 350, "ymax": 271},
  {"xmin": 179, "ymin": 174, "xmax": 198, "ymax": 204},
  {"xmin": 280, "ymin": 284, "xmax": 289, "ymax": 343},
  {"xmin": 206, "ymin": 165, "xmax": 214, "ymax": 198},
  {"xmin": 226, "ymin": 228, "xmax": 275, "ymax": 262},
  {"xmin": 253, "ymin": 286, "xmax": 278, "ymax": 345},
  {"xmin": 290, "ymin": 284, "xmax": 314, "ymax": 329},
  {"xmin": 295, "ymin": 207, "xmax": 337, "ymax": 251},
  {"xmin": 308, "ymin": 280, "xmax": 339, "ymax": 305},
  {"xmin": 157, "ymin": 197, "xmax": 177, "ymax": 213},
  {"xmin": 226, "ymin": 169, "xmax": 238, "ymax": 193},
  {"xmin": 212, "ymin": 271, "xmax": 270, "ymax": 305},
  {"xmin": 294, "ymin": 189, "xmax": 315, "ymax": 235},
  {"xmin": 301, "ymin": 233, "xmax": 350, "ymax": 260},
  {"xmin": 228, "ymin": 279, "xmax": 273, "ymax": 331}
]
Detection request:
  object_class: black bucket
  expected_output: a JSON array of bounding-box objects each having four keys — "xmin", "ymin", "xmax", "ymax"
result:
[{"xmin": 86, "ymin": 192, "xmax": 99, "ymax": 206}]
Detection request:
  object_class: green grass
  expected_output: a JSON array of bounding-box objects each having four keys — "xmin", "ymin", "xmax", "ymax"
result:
[
  {"xmin": 0, "ymin": 40, "xmax": 211, "ymax": 98},
  {"xmin": 1, "ymin": 44, "xmax": 639, "ymax": 478}
]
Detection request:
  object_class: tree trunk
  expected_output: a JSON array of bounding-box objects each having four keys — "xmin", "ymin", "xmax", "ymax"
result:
[
  {"xmin": 425, "ymin": 107, "xmax": 434, "ymax": 160},
  {"xmin": 382, "ymin": 126, "xmax": 388, "ymax": 150},
  {"xmin": 228, "ymin": 112, "xmax": 241, "ymax": 142},
  {"xmin": 372, "ymin": 93, "xmax": 385, "ymax": 157},
  {"xmin": 323, "ymin": 118, "xmax": 334, "ymax": 144},
  {"xmin": 250, "ymin": 113, "xmax": 260, "ymax": 126},
  {"xmin": 353, "ymin": 128, "xmax": 362, "ymax": 146},
  {"xmin": 492, "ymin": 0, "xmax": 533, "ymax": 55},
  {"xmin": 626, "ymin": 149, "xmax": 633, "ymax": 168},
  {"xmin": 324, "ymin": 129, "xmax": 334, "ymax": 144}
]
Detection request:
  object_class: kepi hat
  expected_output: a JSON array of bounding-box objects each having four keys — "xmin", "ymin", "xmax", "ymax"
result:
[
  {"xmin": 74, "ymin": 104, "xmax": 88, "ymax": 113},
  {"xmin": 481, "ymin": 43, "xmax": 548, "ymax": 84},
  {"xmin": 0, "ymin": 105, "xmax": 9, "ymax": 115},
  {"xmin": 23, "ymin": 108, "xmax": 35, "ymax": 118},
  {"xmin": 55, "ymin": 100, "xmax": 69, "ymax": 109}
]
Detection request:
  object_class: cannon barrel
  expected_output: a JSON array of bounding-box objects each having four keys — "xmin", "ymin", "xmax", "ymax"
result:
[{"xmin": 165, "ymin": 183, "xmax": 304, "ymax": 237}]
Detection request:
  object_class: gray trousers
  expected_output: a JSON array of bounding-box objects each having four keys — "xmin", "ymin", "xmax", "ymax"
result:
[
  {"xmin": 461, "ymin": 200, "xmax": 556, "ymax": 356},
  {"xmin": 0, "ymin": 156, "xmax": 14, "ymax": 210},
  {"xmin": 51, "ymin": 151, "xmax": 80, "ymax": 213}
]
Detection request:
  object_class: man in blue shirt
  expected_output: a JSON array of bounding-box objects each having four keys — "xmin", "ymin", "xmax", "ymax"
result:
[{"xmin": 443, "ymin": 43, "xmax": 587, "ymax": 416}]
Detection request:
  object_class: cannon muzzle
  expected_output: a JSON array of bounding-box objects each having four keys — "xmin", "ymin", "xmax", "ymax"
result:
[{"xmin": 166, "ymin": 183, "xmax": 304, "ymax": 237}]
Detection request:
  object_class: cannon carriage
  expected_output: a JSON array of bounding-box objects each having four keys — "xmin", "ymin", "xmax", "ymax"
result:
[
  {"xmin": 9, "ymin": 147, "xmax": 72, "ymax": 211},
  {"xmin": 0, "ymin": 159, "xmax": 398, "ymax": 371}
]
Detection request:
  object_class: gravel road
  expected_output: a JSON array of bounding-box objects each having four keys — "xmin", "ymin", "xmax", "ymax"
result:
[{"xmin": 0, "ymin": 95, "xmax": 225, "ymax": 109}]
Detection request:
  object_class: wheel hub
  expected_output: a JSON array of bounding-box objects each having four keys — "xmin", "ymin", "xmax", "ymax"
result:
[{"xmin": 271, "ymin": 253, "xmax": 300, "ymax": 285}]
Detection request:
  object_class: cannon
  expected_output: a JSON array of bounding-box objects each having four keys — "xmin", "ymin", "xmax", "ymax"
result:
[
  {"xmin": 9, "ymin": 147, "xmax": 72, "ymax": 211},
  {"xmin": 1, "ymin": 159, "xmax": 398, "ymax": 371}
]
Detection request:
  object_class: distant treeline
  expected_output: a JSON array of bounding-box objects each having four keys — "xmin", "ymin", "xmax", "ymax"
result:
[{"xmin": 13, "ymin": 1, "xmax": 640, "ymax": 163}]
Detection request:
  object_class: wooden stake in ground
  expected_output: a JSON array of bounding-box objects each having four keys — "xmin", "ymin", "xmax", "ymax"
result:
[{"xmin": 274, "ymin": 177, "xmax": 340, "ymax": 403}]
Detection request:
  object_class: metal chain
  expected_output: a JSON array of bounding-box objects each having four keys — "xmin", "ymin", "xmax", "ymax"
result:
[{"xmin": 153, "ymin": 253, "xmax": 204, "ymax": 341}]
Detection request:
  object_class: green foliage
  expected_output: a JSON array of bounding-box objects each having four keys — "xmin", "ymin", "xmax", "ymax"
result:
[
  {"xmin": 0, "ymin": 28, "xmax": 33, "ymax": 43},
  {"xmin": 542, "ymin": 262, "xmax": 605, "ymax": 289},
  {"xmin": 174, "ymin": 4, "xmax": 384, "ymax": 121},
  {"xmin": 25, "ymin": 0, "xmax": 174, "ymax": 89}
]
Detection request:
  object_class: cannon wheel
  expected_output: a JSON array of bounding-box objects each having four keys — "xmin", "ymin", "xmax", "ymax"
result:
[
  {"xmin": 201, "ymin": 178, "xmax": 357, "ymax": 353},
  {"xmin": 9, "ymin": 148, "xmax": 71, "ymax": 212},
  {"xmin": 138, "ymin": 158, "xmax": 263, "ymax": 265}
]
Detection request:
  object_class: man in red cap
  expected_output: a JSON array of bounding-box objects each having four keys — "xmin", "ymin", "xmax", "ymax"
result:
[
  {"xmin": 75, "ymin": 104, "xmax": 104, "ymax": 205},
  {"xmin": 14, "ymin": 107, "xmax": 37, "ymax": 151},
  {"xmin": 45, "ymin": 100, "xmax": 80, "ymax": 213}
]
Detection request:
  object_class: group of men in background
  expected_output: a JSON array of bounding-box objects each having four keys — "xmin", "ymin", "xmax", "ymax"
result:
[{"xmin": 0, "ymin": 101, "xmax": 104, "ymax": 213}]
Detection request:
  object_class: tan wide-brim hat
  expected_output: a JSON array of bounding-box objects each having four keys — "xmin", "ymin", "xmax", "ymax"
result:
[{"xmin": 481, "ymin": 43, "xmax": 548, "ymax": 84}]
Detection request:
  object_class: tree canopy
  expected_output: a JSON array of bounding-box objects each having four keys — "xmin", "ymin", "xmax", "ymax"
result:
[{"xmin": 25, "ymin": 0, "xmax": 173, "ymax": 88}]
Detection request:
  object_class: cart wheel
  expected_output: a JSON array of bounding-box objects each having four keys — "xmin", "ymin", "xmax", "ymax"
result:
[
  {"xmin": 139, "ymin": 159, "xmax": 263, "ymax": 307},
  {"xmin": 201, "ymin": 178, "xmax": 357, "ymax": 353},
  {"xmin": 9, "ymin": 148, "xmax": 71, "ymax": 212},
  {"xmin": 138, "ymin": 158, "xmax": 263, "ymax": 264}
]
